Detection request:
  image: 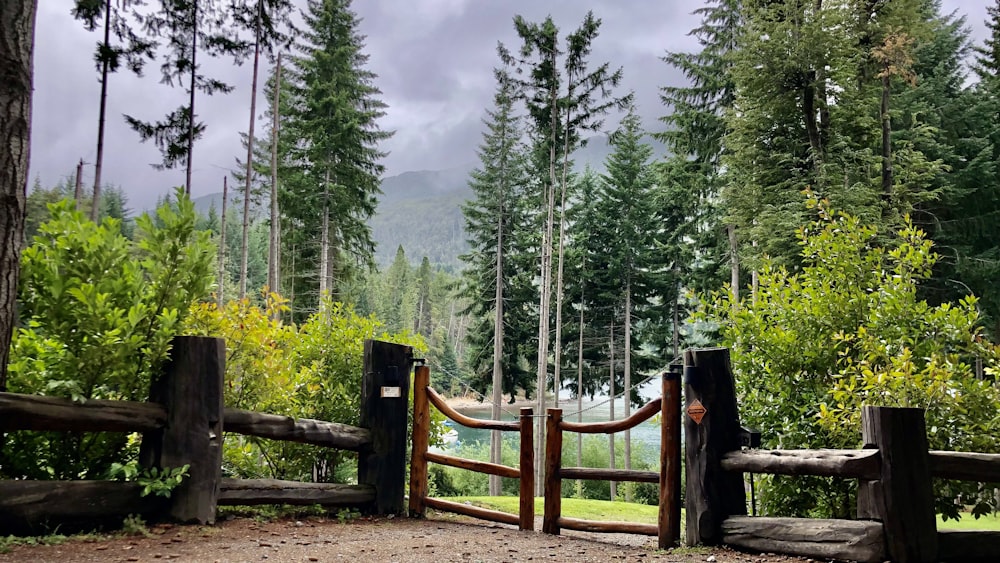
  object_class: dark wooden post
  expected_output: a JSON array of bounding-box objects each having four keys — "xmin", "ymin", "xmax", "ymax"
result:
[
  {"xmin": 359, "ymin": 339, "xmax": 412, "ymax": 515},
  {"xmin": 140, "ymin": 336, "xmax": 225, "ymax": 524},
  {"xmin": 519, "ymin": 407, "xmax": 534, "ymax": 531},
  {"xmin": 684, "ymin": 347, "xmax": 746, "ymax": 546},
  {"xmin": 857, "ymin": 406, "xmax": 937, "ymax": 563},
  {"xmin": 542, "ymin": 408, "xmax": 563, "ymax": 535},
  {"xmin": 408, "ymin": 363, "xmax": 430, "ymax": 517},
  {"xmin": 659, "ymin": 367, "xmax": 682, "ymax": 548}
]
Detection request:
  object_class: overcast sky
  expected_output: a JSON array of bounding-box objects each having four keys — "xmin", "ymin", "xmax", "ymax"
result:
[{"xmin": 31, "ymin": 0, "xmax": 990, "ymax": 212}]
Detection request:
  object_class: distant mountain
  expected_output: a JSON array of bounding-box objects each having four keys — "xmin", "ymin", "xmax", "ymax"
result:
[{"xmin": 190, "ymin": 134, "xmax": 667, "ymax": 271}]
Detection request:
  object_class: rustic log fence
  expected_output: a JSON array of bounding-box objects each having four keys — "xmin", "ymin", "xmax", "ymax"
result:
[
  {"xmin": 542, "ymin": 368, "xmax": 682, "ymax": 549},
  {"xmin": 0, "ymin": 337, "xmax": 411, "ymax": 534},
  {"xmin": 408, "ymin": 363, "xmax": 535, "ymax": 530},
  {"xmin": 684, "ymin": 347, "xmax": 1000, "ymax": 563}
]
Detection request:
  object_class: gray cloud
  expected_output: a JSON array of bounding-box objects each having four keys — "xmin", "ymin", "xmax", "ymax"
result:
[{"xmin": 29, "ymin": 0, "xmax": 990, "ymax": 211}]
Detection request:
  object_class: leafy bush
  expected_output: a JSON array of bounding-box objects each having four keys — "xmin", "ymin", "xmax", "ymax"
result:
[
  {"xmin": 701, "ymin": 201, "xmax": 1000, "ymax": 519},
  {"xmin": 185, "ymin": 297, "xmax": 426, "ymax": 482},
  {"xmin": 2, "ymin": 191, "xmax": 214, "ymax": 480}
]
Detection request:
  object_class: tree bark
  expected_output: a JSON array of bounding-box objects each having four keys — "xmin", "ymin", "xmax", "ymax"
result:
[
  {"xmin": 90, "ymin": 0, "xmax": 111, "ymax": 221},
  {"xmin": 0, "ymin": 0, "xmax": 36, "ymax": 391},
  {"xmin": 623, "ymin": 280, "xmax": 631, "ymax": 498},
  {"xmin": 267, "ymin": 53, "xmax": 282, "ymax": 305},
  {"xmin": 489, "ymin": 154, "xmax": 505, "ymax": 496},
  {"xmin": 217, "ymin": 176, "xmax": 228, "ymax": 307},
  {"xmin": 728, "ymin": 224, "xmax": 739, "ymax": 306},
  {"xmin": 184, "ymin": 0, "xmax": 199, "ymax": 196},
  {"xmin": 239, "ymin": 18, "xmax": 261, "ymax": 300},
  {"xmin": 880, "ymin": 72, "xmax": 892, "ymax": 206},
  {"xmin": 319, "ymin": 169, "xmax": 330, "ymax": 311},
  {"xmin": 74, "ymin": 158, "xmax": 84, "ymax": 211},
  {"xmin": 608, "ymin": 317, "xmax": 616, "ymax": 500}
]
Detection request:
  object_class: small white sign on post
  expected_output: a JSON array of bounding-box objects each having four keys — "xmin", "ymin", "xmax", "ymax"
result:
[{"xmin": 380, "ymin": 386, "xmax": 401, "ymax": 398}]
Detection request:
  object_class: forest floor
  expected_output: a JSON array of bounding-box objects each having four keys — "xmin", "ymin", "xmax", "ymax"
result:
[{"xmin": 0, "ymin": 511, "xmax": 818, "ymax": 563}]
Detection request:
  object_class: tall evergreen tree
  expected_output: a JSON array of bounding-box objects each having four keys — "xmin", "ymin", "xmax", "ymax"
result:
[{"xmin": 283, "ymin": 0, "xmax": 390, "ymax": 314}]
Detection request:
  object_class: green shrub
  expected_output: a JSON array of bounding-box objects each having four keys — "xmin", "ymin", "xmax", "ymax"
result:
[{"xmin": 3, "ymin": 190, "xmax": 214, "ymax": 480}]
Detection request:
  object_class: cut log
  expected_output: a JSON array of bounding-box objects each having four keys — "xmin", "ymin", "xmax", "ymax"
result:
[
  {"xmin": 722, "ymin": 516, "xmax": 885, "ymax": 563},
  {"xmin": 223, "ymin": 408, "xmax": 371, "ymax": 451},
  {"xmin": 721, "ymin": 449, "xmax": 880, "ymax": 479},
  {"xmin": 559, "ymin": 467, "xmax": 659, "ymax": 483},
  {"xmin": 928, "ymin": 451, "xmax": 1000, "ymax": 483},
  {"xmin": 218, "ymin": 478, "xmax": 374, "ymax": 507},
  {"xmin": 558, "ymin": 516, "xmax": 658, "ymax": 536},
  {"xmin": 0, "ymin": 480, "xmax": 165, "ymax": 535},
  {"xmin": 937, "ymin": 530, "xmax": 1000, "ymax": 562},
  {"xmin": 0, "ymin": 392, "xmax": 165, "ymax": 433},
  {"xmin": 423, "ymin": 496, "xmax": 520, "ymax": 526},
  {"xmin": 425, "ymin": 452, "xmax": 520, "ymax": 479}
]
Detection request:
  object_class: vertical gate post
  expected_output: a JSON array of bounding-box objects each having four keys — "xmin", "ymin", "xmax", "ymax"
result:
[
  {"xmin": 684, "ymin": 348, "xmax": 746, "ymax": 546},
  {"xmin": 858, "ymin": 406, "xmax": 937, "ymax": 563},
  {"xmin": 140, "ymin": 335, "xmax": 224, "ymax": 524},
  {"xmin": 518, "ymin": 407, "xmax": 535, "ymax": 531},
  {"xmin": 408, "ymin": 362, "xmax": 430, "ymax": 517},
  {"xmin": 542, "ymin": 408, "xmax": 563, "ymax": 534},
  {"xmin": 360, "ymin": 339, "xmax": 412, "ymax": 515},
  {"xmin": 659, "ymin": 366, "xmax": 682, "ymax": 548}
]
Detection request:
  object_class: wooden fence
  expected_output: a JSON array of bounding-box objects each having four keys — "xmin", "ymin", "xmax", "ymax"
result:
[
  {"xmin": 0, "ymin": 337, "xmax": 411, "ymax": 534},
  {"xmin": 684, "ymin": 347, "xmax": 1000, "ymax": 563},
  {"xmin": 542, "ymin": 368, "xmax": 682, "ymax": 549},
  {"xmin": 409, "ymin": 364, "xmax": 535, "ymax": 530}
]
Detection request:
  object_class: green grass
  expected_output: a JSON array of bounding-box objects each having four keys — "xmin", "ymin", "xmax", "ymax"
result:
[
  {"xmin": 937, "ymin": 512, "xmax": 1000, "ymax": 530},
  {"xmin": 449, "ymin": 496, "xmax": 661, "ymax": 524}
]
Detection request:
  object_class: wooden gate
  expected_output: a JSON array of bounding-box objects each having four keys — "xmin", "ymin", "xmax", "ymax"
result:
[{"xmin": 408, "ymin": 364, "xmax": 683, "ymax": 548}]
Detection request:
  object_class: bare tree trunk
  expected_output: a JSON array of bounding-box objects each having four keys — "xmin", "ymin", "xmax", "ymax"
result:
[
  {"xmin": 239, "ymin": 20, "xmax": 261, "ymax": 300},
  {"xmin": 90, "ymin": 0, "xmax": 111, "ymax": 221},
  {"xmin": 489, "ymin": 185, "xmax": 505, "ymax": 496},
  {"xmin": 217, "ymin": 176, "xmax": 228, "ymax": 308},
  {"xmin": 267, "ymin": 53, "xmax": 282, "ymax": 307},
  {"xmin": 608, "ymin": 317, "xmax": 616, "ymax": 500},
  {"xmin": 576, "ymin": 304, "xmax": 584, "ymax": 494},
  {"xmin": 672, "ymin": 278, "xmax": 680, "ymax": 358},
  {"xmin": 728, "ymin": 224, "xmax": 739, "ymax": 306},
  {"xmin": 74, "ymin": 158, "xmax": 84, "ymax": 211},
  {"xmin": 623, "ymin": 280, "xmax": 631, "ymax": 501},
  {"xmin": 319, "ymin": 170, "xmax": 330, "ymax": 311},
  {"xmin": 880, "ymin": 72, "xmax": 892, "ymax": 206},
  {"xmin": 184, "ymin": 0, "xmax": 198, "ymax": 196},
  {"xmin": 553, "ymin": 99, "xmax": 574, "ymax": 412},
  {"xmin": 0, "ymin": 0, "xmax": 36, "ymax": 391}
]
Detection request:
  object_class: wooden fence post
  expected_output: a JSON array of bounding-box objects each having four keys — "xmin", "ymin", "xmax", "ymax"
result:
[
  {"xmin": 408, "ymin": 363, "xmax": 430, "ymax": 517},
  {"xmin": 659, "ymin": 367, "xmax": 682, "ymax": 548},
  {"xmin": 139, "ymin": 335, "xmax": 225, "ymax": 524},
  {"xmin": 359, "ymin": 339, "xmax": 412, "ymax": 515},
  {"xmin": 858, "ymin": 406, "xmax": 937, "ymax": 563},
  {"xmin": 542, "ymin": 408, "xmax": 562, "ymax": 535},
  {"xmin": 684, "ymin": 348, "xmax": 746, "ymax": 546},
  {"xmin": 519, "ymin": 407, "xmax": 534, "ymax": 531}
]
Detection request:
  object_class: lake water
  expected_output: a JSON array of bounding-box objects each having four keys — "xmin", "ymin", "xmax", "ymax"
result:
[{"xmin": 446, "ymin": 379, "xmax": 666, "ymax": 463}]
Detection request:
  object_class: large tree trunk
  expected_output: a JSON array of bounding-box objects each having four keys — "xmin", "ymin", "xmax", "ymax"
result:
[
  {"xmin": 239, "ymin": 19, "xmax": 261, "ymax": 300},
  {"xmin": 90, "ymin": 0, "xmax": 111, "ymax": 221},
  {"xmin": 608, "ymin": 317, "xmax": 616, "ymax": 501},
  {"xmin": 623, "ymin": 280, "xmax": 631, "ymax": 499},
  {"xmin": 576, "ymin": 304, "xmax": 584, "ymax": 492},
  {"xmin": 489, "ymin": 184, "xmax": 504, "ymax": 496},
  {"xmin": 217, "ymin": 176, "xmax": 228, "ymax": 307},
  {"xmin": 184, "ymin": 0, "xmax": 199, "ymax": 196},
  {"xmin": 267, "ymin": 53, "xmax": 282, "ymax": 306},
  {"xmin": 0, "ymin": 0, "xmax": 36, "ymax": 392}
]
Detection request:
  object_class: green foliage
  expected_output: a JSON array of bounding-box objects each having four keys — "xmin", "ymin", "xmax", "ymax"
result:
[
  {"xmin": 110, "ymin": 462, "xmax": 190, "ymax": 498},
  {"xmin": 185, "ymin": 296, "xmax": 426, "ymax": 482},
  {"xmin": 701, "ymin": 200, "xmax": 1000, "ymax": 518},
  {"xmin": 3, "ymin": 189, "xmax": 214, "ymax": 480}
]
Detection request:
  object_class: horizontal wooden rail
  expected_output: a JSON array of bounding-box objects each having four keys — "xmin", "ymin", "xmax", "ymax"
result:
[
  {"xmin": 0, "ymin": 391, "xmax": 166, "ymax": 433},
  {"xmin": 722, "ymin": 516, "xmax": 885, "ymax": 563},
  {"xmin": 0, "ymin": 480, "xmax": 166, "ymax": 534},
  {"xmin": 218, "ymin": 479, "xmax": 375, "ymax": 507},
  {"xmin": 558, "ymin": 516, "xmax": 658, "ymax": 536},
  {"xmin": 938, "ymin": 530, "xmax": 1000, "ymax": 561},
  {"xmin": 426, "ymin": 388, "xmax": 520, "ymax": 431},
  {"xmin": 423, "ymin": 496, "xmax": 520, "ymax": 526},
  {"xmin": 560, "ymin": 467, "xmax": 659, "ymax": 483},
  {"xmin": 928, "ymin": 450, "xmax": 1000, "ymax": 483},
  {"xmin": 425, "ymin": 452, "xmax": 520, "ymax": 479},
  {"xmin": 721, "ymin": 449, "xmax": 880, "ymax": 480},
  {"xmin": 559, "ymin": 398, "xmax": 660, "ymax": 434},
  {"xmin": 223, "ymin": 408, "xmax": 371, "ymax": 451}
]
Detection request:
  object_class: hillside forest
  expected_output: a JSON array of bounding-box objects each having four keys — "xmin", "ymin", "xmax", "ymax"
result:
[{"xmin": 3, "ymin": 0, "xmax": 1000, "ymax": 520}]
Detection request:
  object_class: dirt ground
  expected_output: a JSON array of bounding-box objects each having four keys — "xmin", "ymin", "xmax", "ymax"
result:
[{"xmin": 0, "ymin": 512, "xmax": 819, "ymax": 563}]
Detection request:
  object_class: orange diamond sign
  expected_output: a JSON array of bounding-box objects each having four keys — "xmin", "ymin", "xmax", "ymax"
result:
[{"xmin": 687, "ymin": 399, "xmax": 707, "ymax": 424}]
